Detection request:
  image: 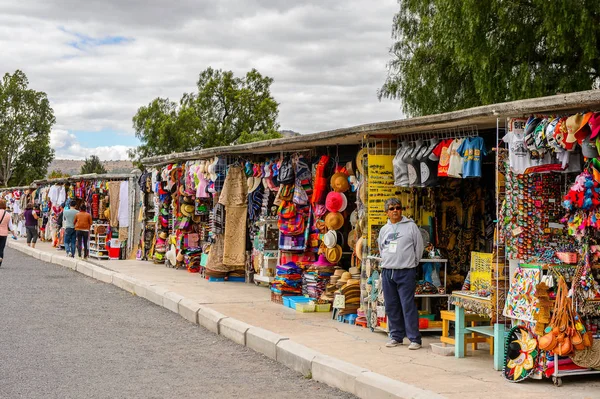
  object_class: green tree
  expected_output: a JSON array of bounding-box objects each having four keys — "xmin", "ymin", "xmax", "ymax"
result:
[
  {"xmin": 0, "ymin": 70, "xmax": 55, "ymax": 187},
  {"xmin": 129, "ymin": 67, "xmax": 280, "ymax": 163},
  {"xmin": 48, "ymin": 169, "xmax": 70, "ymax": 179},
  {"xmin": 80, "ymin": 155, "xmax": 107, "ymax": 174},
  {"xmin": 379, "ymin": 0, "xmax": 600, "ymax": 116}
]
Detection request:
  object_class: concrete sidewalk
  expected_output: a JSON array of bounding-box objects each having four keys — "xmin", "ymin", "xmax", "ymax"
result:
[{"xmin": 9, "ymin": 240, "xmax": 600, "ymax": 399}]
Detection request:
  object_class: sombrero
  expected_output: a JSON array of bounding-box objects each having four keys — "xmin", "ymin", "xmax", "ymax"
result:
[{"xmin": 503, "ymin": 326, "xmax": 539, "ymax": 382}]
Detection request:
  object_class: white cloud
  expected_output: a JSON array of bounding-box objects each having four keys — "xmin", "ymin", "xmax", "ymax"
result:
[
  {"xmin": 50, "ymin": 129, "xmax": 132, "ymax": 160},
  {"xmin": 2, "ymin": 0, "xmax": 403, "ymax": 158}
]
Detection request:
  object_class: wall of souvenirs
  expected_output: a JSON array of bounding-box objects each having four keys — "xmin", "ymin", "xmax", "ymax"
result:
[{"xmin": 1, "ymin": 176, "xmax": 135, "ymax": 259}]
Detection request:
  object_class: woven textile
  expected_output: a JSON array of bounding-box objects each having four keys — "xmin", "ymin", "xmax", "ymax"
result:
[
  {"xmin": 218, "ymin": 166, "xmax": 248, "ymax": 207},
  {"xmin": 570, "ymin": 340, "xmax": 600, "ymax": 369},
  {"xmin": 223, "ymin": 205, "xmax": 247, "ymax": 267},
  {"xmin": 206, "ymin": 234, "xmax": 228, "ymax": 272},
  {"xmin": 108, "ymin": 181, "xmax": 121, "ymax": 227}
]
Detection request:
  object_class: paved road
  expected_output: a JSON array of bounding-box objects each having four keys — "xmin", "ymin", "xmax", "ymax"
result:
[{"xmin": 0, "ymin": 248, "xmax": 355, "ymax": 399}]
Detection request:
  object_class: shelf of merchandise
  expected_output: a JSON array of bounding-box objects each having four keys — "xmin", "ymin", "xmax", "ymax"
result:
[
  {"xmin": 89, "ymin": 223, "xmax": 110, "ymax": 260},
  {"xmin": 417, "ymin": 259, "xmax": 449, "ymax": 313}
]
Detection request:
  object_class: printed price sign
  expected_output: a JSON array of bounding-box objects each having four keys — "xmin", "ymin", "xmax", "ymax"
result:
[{"xmin": 367, "ymin": 154, "xmax": 400, "ymax": 255}]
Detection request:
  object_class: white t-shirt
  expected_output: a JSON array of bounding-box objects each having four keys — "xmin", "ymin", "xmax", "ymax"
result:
[
  {"xmin": 447, "ymin": 139, "xmax": 464, "ymax": 178},
  {"xmin": 556, "ymin": 150, "xmax": 582, "ymax": 173}
]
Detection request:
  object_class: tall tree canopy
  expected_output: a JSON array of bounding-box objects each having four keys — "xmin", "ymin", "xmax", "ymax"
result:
[
  {"xmin": 379, "ymin": 0, "xmax": 600, "ymax": 116},
  {"xmin": 80, "ymin": 155, "xmax": 107, "ymax": 175},
  {"xmin": 0, "ymin": 70, "xmax": 55, "ymax": 187},
  {"xmin": 129, "ymin": 67, "xmax": 280, "ymax": 163}
]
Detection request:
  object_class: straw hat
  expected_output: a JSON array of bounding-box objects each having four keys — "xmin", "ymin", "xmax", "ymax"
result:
[
  {"xmin": 347, "ymin": 229, "xmax": 359, "ymax": 250},
  {"xmin": 325, "ymin": 212, "xmax": 344, "ymax": 231},
  {"xmin": 355, "ymin": 236, "xmax": 365, "ymax": 260},
  {"xmin": 323, "ymin": 230, "xmax": 338, "ymax": 248},
  {"xmin": 338, "ymin": 271, "xmax": 352, "ymax": 284},
  {"xmin": 247, "ymin": 176, "xmax": 262, "ymax": 193},
  {"xmin": 334, "ymin": 269, "xmax": 345, "ymax": 277},
  {"xmin": 159, "ymin": 231, "xmax": 168, "ymax": 240},
  {"xmin": 181, "ymin": 203, "xmax": 195, "ymax": 217},
  {"xmin": 330, "ymin": 172, "xmax": 349, "ymax": 193},
  {"xmin": 313, "ymin": 254, "xmax": 333, "ymax": 267},
  {"xmin": 355, "ymin": 148, "xmax": 368, "ymax": 178},
  {"xmin": 566, "ymin": 113, "xmax": 593, "ymax": 144},
  {"xmin": 346, "ymin": 278, "xmax": 360, "ymax": 286},
  {"xmin": 326, "ymin": 245, "xmax": 343, "ymax": 264},
  {"xmin": 348, "ymin": 267, "xmax": 359, "ymax": 275}
]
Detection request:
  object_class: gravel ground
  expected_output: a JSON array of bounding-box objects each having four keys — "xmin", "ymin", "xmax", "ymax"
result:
[{"xmin": 0, "ymin": 248, "xmax": 356, "ymax": 399}]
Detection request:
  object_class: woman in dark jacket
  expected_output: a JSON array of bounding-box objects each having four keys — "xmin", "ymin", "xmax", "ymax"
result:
[{"xmin": 23, "ymin": 203, "xmax": 39, "ymax": 248}]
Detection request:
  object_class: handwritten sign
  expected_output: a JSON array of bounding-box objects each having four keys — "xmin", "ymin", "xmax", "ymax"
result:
[{"xmin": 367, "ymin": 155, "xmax": 400, "ymax": 255}]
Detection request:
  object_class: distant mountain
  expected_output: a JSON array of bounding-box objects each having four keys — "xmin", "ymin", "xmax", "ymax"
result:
[
  {"xmin": 47, "ymin": 159, "xmax": 135, "ymax": 177},
  {"xmin": 279, "ymin": 130, "xmax": 301, "ymax": 138}
]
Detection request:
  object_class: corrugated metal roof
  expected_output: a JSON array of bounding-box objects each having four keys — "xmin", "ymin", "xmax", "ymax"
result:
[{"xmin": 141, "ymin": 89, "xmax": 600, "ymax": 166}]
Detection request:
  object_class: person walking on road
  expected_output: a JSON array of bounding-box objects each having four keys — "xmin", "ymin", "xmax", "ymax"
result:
[
  {"xmin": 63, "ymin": 201, "xmax": 78, "ymax": 258},
  {"xmin": 23, "ymin": 203, "xmax": 39, "ymax": 248},
  {"xmin": 0, "ymin": 199, "xmax": 18, "ymax": 267},
  {"xmin": 377, "ymin": 198, "xmax": 424, "ymax": 350},
  {"xmin": 74, "ymin": 204, "xmax": 92, "ymax": 259}
]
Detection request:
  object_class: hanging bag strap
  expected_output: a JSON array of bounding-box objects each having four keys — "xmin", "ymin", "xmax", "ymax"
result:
[{"xmin": 0, "ymin": 210, "xmax": 6, "ymax": 226}]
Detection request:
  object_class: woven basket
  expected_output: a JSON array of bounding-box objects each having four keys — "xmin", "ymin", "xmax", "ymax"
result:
[{"xmin": 556, "ymin": 252, "xmax": 578, "ymax": 264}]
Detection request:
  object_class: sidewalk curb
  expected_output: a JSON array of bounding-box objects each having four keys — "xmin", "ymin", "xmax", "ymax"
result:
[{"xmin": 8, "ymin": 241, "xmax": 448, "ymax": 399}]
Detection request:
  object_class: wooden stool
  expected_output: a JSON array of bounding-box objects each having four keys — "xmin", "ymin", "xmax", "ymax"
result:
[{"xmin": 440, "ymin": 310, "xmax": 493, "ymax": 354}]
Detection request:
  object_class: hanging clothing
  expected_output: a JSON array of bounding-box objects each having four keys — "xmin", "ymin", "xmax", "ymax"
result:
[
  {"xmin": 218, "ymin": 166, "xmax": 248, "ymax": 269},
  {"xmin": 393, "ymin": 144, "xmax": 411, "ymax": 187},
  {"xmin": 419, "ymin": 140, "xmax": 440, "ymax": 187},
  {"xmin": 108, "ymin": 181, "xmax": 121, "ymax": 227},
  {"xmin": 118, "ymin": 181, "xmax": 129, "ymax": 227},
  {"xmin": 406, "ymin": 142, "xmax": 426, "ymax": 187},
  {"xmin": 447, "ymin": 139, "xmax": 465, "ymax": 178},
  {"xmin": 432, "ymin": 139, "xmax": 454, "ymax": 177},
  {"xmin": 457, "ymin": 137, "xmax": 487, "ymax": 178}
]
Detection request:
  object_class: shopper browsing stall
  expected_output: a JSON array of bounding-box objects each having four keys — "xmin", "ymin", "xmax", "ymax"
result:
[
  {"xmin": 23, "ymin": 203, "xmax": 39, "ymax": 248},
  {"xmin": 377, "ymin": 198, "xmax": 424, "ymax": 350},
  {"xmin": 74, "ymin": 204, "xmax": 92, "ymax": 259},
  {"xmin": 63, "ymin": 201, "xmax": 78, "ymax": 258},
  {"xmin": 0, "ymin": 199, "xmax": 18, "ymax": 267}
]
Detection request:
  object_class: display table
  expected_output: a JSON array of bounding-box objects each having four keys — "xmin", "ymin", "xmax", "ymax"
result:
[{"xmin": 451, "ymin": 292, "xmax": 508, "ymax": 371}]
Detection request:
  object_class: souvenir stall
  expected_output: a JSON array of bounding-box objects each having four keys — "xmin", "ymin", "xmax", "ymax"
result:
[
  {"xmin": 360, "ymin": 129, "xmax": 497, "ymax": 334},
  {"xmin": 451, "ymin": 113, "xmax": 600, "ymax": 383},
  {"xmin": 143, "ymin": 162, "xmax": 213, "ymax": 273},
  {"xmin": 31, "ymin": 173, "xmax": 139, "ymax": 260},
  {"xmin": 0, "ymin": 187, "xmax": 30, "ymax": 238}
]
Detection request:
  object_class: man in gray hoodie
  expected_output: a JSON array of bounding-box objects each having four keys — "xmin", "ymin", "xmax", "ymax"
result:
[{"xmin": 377, "ymin": 198, "xmax": 424, "ymax": 350}]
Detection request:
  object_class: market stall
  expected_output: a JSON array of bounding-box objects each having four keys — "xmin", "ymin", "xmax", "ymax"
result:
[{"xmin": 29, "ymin": 173, "xmax": 140, "ymax": 259}]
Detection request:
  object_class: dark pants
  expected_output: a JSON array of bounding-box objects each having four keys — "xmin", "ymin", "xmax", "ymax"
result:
[
  {"xmin": 26, "ymin": 226, "xmax": 38, "ymax": 244},
  {"xmin": 76, "ymin": 230, "xmax": 89, "ymax": 258},
  {"xmin": 381, "ymin": 267, "xmax": 421, "ymax": 344},
  {"xmin": 0, "ymin": 236, "xmax": 6, "ymax": 263},
  {"xmin": 64, "ymin": 228, "xmax": 76, "ymax": 256}
]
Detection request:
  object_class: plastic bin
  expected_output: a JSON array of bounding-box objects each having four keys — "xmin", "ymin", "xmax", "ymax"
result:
[
  {"xmin": 296, "ymin": 302, "xmax": 316, "ymax": 313},
  {"xmin": 315, "ymin": 303, "xmax": 331, "ymax": 312},
  {"xmin": 288, "ymin": 296, "xmax": 311, "ymax": 310},
  {"xmin": 107, "ymin": 245, "xmax": 120, "ymax": 260}
]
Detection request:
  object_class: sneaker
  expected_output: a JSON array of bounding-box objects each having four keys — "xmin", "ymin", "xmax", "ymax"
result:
[
  {"xmin": 385, "ymin": 339, "xmax": 402, "ymax": 348},
  {"xmin": 408, "ymin": 342, "xmax": 422, "ymax": 350}
]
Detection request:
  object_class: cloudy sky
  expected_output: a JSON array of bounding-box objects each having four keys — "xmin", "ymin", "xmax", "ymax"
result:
[{"xmin": 1, "ymin": 1, "xmax": 403, "ymax": 160}]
